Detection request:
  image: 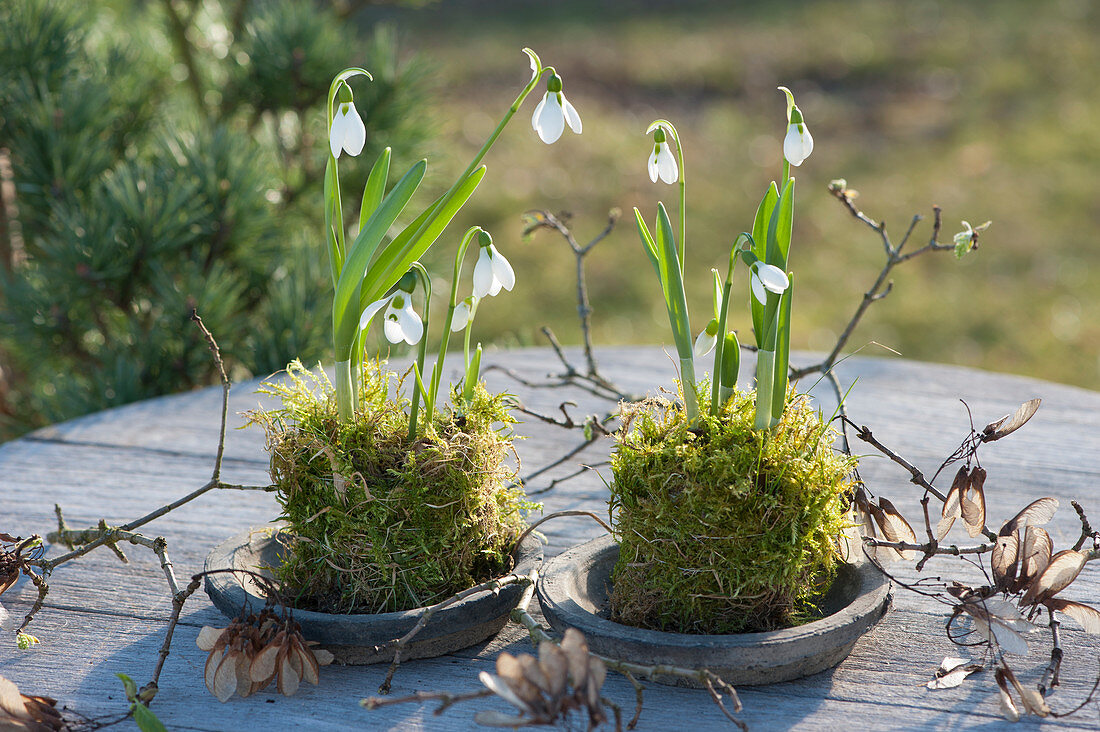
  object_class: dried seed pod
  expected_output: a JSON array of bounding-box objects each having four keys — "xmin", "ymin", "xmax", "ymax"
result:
[
  {"xmin": 960, "ymin": 467, "xmax": 987, "ymax": 538},
  {"xmin": 1020, "ymin": 549, "xmax": 1087, "ymax": 607},
  {"xmin": 937, "ymin": 467, "xmax": 969, "ymax": 540},
  {"xmin": 999, "ymin": 497, "xmax": 1059, "ymax": 537},
  {"xmin": 991, "ymin": 533, "xmax": 1019, "ymax": 591},
  {"xmin": 0, "ymin": 674, "xmax": 65, "ymax": 731},
  {"xmin": 982, "ymin": 398, "xmax": 1041, "ymax": 441},
  {"xmin": 869, "ymin": 497, "xmax": 919, "ymax": 561},
  {"xmin": 1047, "ymin": 599, "xmax": 1100, "ymax": 634}
]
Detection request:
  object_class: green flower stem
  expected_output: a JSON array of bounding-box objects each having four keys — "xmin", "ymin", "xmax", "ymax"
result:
[
  {"xmin": 710, "ymin": 238, "xmax": 747, "ymax": 415},
  {"xmin": 754, "ymin": 348, "xmax": 776, "ymax": 430},
  {"xmin": 463, "ymin": 298, "xmax": 479, "ymax": 372},
  {"xmin": 647, "ymin": 119, "xmax": 687, "ymax": 272},
  {"xmin": 408, "ymin": 263, "xmax": 432, "ymax": 440},
  {"xmin": 427, "ymin": 227, "xmax": 481, "ymax": 422},
  {"xmin": 463, "ymin": 344, "xmax": 483, "ymax": 403}
]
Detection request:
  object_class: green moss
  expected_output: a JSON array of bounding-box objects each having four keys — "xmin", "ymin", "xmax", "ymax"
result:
[
  {"xmin": 608, "ymin": 385, "xmax": 855, "ymax": 634},
  {"xmin": 249, "ymin": 360, "xmax": 537, "ymax": 614}
]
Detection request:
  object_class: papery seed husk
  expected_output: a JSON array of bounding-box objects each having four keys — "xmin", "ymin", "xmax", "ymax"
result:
[
  {"xmin": 984, "ymin": 398, "xmax": 1041, "ymax": 441},
  {"xmin": 1048, "ymin": 599, "xmax": 1100, "ymax": 634},
  {"xmin": 873, "ymin": 497, "xmax": 919, "ymax": 560},
  {"xmin": 212, "ymin": 651, "xmax": 240, "ymax": 702},
  {"xmin": 1019, "ymin": 527, "xmax": 1052, "ymax": 588},
  {"xmin": 1021, "ymin": 550, "xmax": 1087, "ymax": 606},
  {"xmin": 293, "ymin": 636, "xmax": 320, "ymax": 686},
  {"xmin": 560, "ymin": 629, "xmax": 589, "ymax": 689},
  {"xmin": 479, "ymin": 671, "xmax": 533, "ymax": 714},
  {"xmin": 998, "ymin": 685, "xmax": 1021, "ymax": 722},
  {"xmin": 961, "ymin": 467, "xmax": 986, "ymax": 538},
  {"xmin": 1017, "ymin": 685, "xmax": 1051, "ymax": 717},
  {"xmin": 927, "ymin": 664, "xmax": 980, "ymax": 690},
  {"xmin": 204, "ymin": 650, "xmax": 223, "ymax": 698},
  {"xmin": 277, "ymin": 651, "xmax": 300, "ymax": 697},
  {"xmin": 312, "ymin": 648, "xmax": 335, "ymax": 666},
  {"xmin": 250, "ymin": 642, "xmax": 280, "ymax": 683},
  {"xmin": 496, "ymin": 653, "xmax": 542, "ymax": 709},
  {"xmin": 518, "ymin": 653, "xmax": 550, "ymax": 696},
  {"xmin": 234, "ymin": 648, "xmax": 254, "ymax": 697},
  {"xmin": 538, "ymin": 641, "xmax": 568, "ymax": 698},
  {"xmin": 196, "ymin": 626, "xmax": 225, "ymax": 652},
  {"xmin": 991, "ymin": 534, "xmax": 1018, "ymax": 590},
  {"xmin": 1000, "ymin": 497, "xmax": 1059, "ymax": 537}
]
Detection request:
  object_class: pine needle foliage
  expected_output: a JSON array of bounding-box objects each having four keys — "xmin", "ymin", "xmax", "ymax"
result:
[
  {"xmin": 249, "ymin": 360, "xmax": 536, "ymax": 614},
  {"xmin": 609, "ymin": 385, "xmax": 855, "ymax": 634}
]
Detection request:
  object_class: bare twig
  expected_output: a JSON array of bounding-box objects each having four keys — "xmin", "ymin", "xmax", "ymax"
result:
[{"xmin": 840, "ymin": 416, "xmax": 947, "ymax": 502}]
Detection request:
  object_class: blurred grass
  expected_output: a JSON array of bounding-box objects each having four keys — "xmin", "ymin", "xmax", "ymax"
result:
[{"xmin": 361, "ymin": 0, "xmax": 1100, "ymax": 390}]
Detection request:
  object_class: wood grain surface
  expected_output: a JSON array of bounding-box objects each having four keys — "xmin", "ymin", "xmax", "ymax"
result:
[{"xmin": 3, "ymin": 346, "xmax": 1100, "ymax": 731}]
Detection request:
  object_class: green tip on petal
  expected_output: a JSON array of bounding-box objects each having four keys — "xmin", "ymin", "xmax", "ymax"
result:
[
  {"xmin": 778, "ymin": 86, "xmax": 796, "ymax": 121},
  {"xmin": 336, "ymin": 81, "xmax": 353, "ymax": 104}
]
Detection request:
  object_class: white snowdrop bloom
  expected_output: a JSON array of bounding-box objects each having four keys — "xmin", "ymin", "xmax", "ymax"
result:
[
  {"xmin": 782, "ymin": 114, "xmax": 813, "ymax": 167},
  {"xmin": 531, "ymin": 74, "xmax": 581, "ymax": 144},
  {"xmin": 329, "ymin": 100, "xmax": 366, "ymax": 159},
  {"xmin": 694, "ymin": 329, "xmax": 716, "ymax": 359},
  {"xmin": 750, "ymin": 262, "xmax": 790, "ymax": 304},
  {"xmin": 647, "ymin": 127, "xmax": 678, "ymax": 184},
  {"xmin": 472, "ymin": 244, "xmax": 516, "ymax": 298},
  {"xmin": 451, "ymin": 297, "xmax": 476, "ymax": 332},
  {"xmin": 360, "ymin": 290, "xmax": 423, "ymax": 345}
]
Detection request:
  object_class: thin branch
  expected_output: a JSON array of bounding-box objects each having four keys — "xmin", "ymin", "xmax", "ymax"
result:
[{"xmin": 840, "ymin": 416, "xmax": 947, "ymax": 502}]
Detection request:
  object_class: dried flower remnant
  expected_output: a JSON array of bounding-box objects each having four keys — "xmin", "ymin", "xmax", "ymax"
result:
[
  {"xmin": 475, "ymin": 628, "xmax": 608, "ymax": 729},
  {"xmin": 926, "ymin": 657, "xmax": 982, "ymax": 690},
  {"xmin": 196, "ymin": 608, "xmax": 334, "ymax": 702},
  {"xmin": 0, "ymin": 674, "xmax": 66, "ymax": 731}
]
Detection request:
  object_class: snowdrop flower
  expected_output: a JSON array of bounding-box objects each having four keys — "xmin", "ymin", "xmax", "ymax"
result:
[
  {"xmin": 329, "ymin": 83, "xmax": 366, "ymax": 159},
  {"xmin": 778, "ymin": 86, "xmax": 813, "ymax": 167},
  {"xmin": 648, "ymin": 126, "xmax": 679, "ymax": 184},
  {"xmin": 694, "ymin": 318, "xmax": 718, "ymax": 358},
  {"xmin": 531, "ymin": 73, "xmax": 581, "ymax": 144},
  {"xmin": 359, "ymin": 274, "xmax": 423, "ymax": 345},
  {"xmin": 750, "ymin": 262, "xmax": 790, "ymax": 305},
  {"xmin": 472, "ymin": 233, "xmax": 515, "ymax": 298},
  {"xmin": 451, "ymin": 296, "xmax": 476, "ymax": 332}
]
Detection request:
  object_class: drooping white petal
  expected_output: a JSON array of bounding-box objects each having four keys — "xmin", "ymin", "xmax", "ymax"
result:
[
  {"xmin": 694, "ymin": 329, "xmax": 716, "ymax": 358},
  {"xmin": 754, "ymin": 262, "xmax": 790, "ymax": 294},
  {"xmin": 656, "ymin": 142, "xmax": 678, "ymax": 184},
  {"xmin": 783, "ymin": 122, "xmax": 813, "ymax": 167},
  {"xmin": 395, "ymin": 301, "xmax": 423, "ymax": 344},
  {"xmin": 751, "ymin": 271, "xmax": 767, "ymax": 305},
  {"xmin": 383, "ymin": 311, "xmax": 404, "ymax": 343},
  {"xmin": 330, "ymin": 106, "xmax": 351, "ymax": 159},
  {"xmin": 343, "ymin": 101, "xmax": 366, "ymax": 157},
  {"xmin": 473, "ymin": 248, "xmax": 494, "ymax": 299},
  {"xmin": 489, "ymin": 246, "xmax": 515, "ymax": 292},
  {"xmin": 359, "ymin": 296, "xmax": 390, "ymax": 331},
  {"xmin": 561, "ymin": 94, "xmax": 582, "ymax": 134},
  {"xmin": 648, "ymin": 147, "xmax": 660, "ymax": 182},
  {"xmin": 451, "ymin": 300, "xmax": 472, "ymax": 332},
  {"xmin": 533, "ymin": 92, "xmax": 565, "ymax": 144}
]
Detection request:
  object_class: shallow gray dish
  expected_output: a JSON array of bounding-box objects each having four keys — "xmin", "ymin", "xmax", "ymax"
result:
[
  {"xmin": 537, "ymin": 534, "xmax": 890, "ymax": 687},
  {"xmin": 204, "ymin": 528, "xmax": 542, "ymax": 665}
]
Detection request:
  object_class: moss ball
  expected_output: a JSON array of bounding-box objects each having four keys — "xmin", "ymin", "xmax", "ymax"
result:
[
  {"xmin": 608, "ymin": 387, "xmax": 855, "ymax": 634},
  {"xmin": 250, "ymin": 360, "xmax": 535, "ymax": 614}
]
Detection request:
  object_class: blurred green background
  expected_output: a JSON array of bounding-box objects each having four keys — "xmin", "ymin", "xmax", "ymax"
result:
[{"xmin": 2, "ymin": 0, "xmax": 1098, "ymax": 439}]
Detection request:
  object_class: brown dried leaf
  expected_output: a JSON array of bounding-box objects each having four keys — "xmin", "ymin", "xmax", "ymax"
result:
[
  {"xmin": 999, "ymin": 497, "xmax": 1059, "ymax": 537},
  {"xmin": 292, "ymin": 636, "xmax": 320, "ymax": 686},
  {"xmin": 1017, "ymin": 685, "xmax": 1051, "ymax": 717},
  {"xmin": 983, "ymin": 398, "xmax": 1041, "ymax": 441},
  {"xmin": 204, "ymin": 650, "xmax": 222, "ymax": 698},
  {"xmin": 927, "ymin": 659, "xmax": 982, "ymax": 690},
  {"xmin": 962, "ymin": 601, "xmax": 1032, "ymax": 656},
  {"xmin": 496, "ymin": 652, "xmax": 541, "ymax": 712},
  {"xmin": 312, "ymin": 648, "xmax": 335, "ymax": 666},
  {"xmin": 1048, "ymin": 599, "xmax": 1100, "ymax": 634},
  {"xmin": 585, "ymin": 657, "xmax": 607, "ymax": 710},
  {"xmin": 937, "ymin": 467, "xmax": 968, "ymax": 540},
  {"xmin": 1021, "ymin": 550, "xmax": 1087, "ymax": 606}
]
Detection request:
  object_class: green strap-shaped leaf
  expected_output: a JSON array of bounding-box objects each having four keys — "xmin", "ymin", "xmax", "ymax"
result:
[
  {"xmin": 359, "ymin": 147, "xmax": 391, "ymax": 233},
  {"xmin": 750, "ymin": 183, "xmax": 778, "ymax": 346},
  {"xmin": 360, "ymin": 166, "xmax": 487, "ymax": 310},
  {"xmin": 333, "ymin": 159, "xmax": 427, "ymax": 357},
  {"xmin": 323, "ymin": 158, "xmax": 342, "ymax": 288},
  {"xmin": 655, "ymin": 202, "xmax": 692, "ymax": 359},
  {"xmin": 771, "ymin": 274, "xmax": 792, "ymax": 421},
  {"xmin": 634, "ymin": 207, "xmax": 661, "ymax": 281},
  {"xmin": 768, "ymin": 177, "xmax": 794, "ymax": 270}
]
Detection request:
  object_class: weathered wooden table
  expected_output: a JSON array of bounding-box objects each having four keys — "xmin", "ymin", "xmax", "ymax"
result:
[{"xmin": 3, "ymin": 347, "xmax": 1100, "ymax": 730}]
